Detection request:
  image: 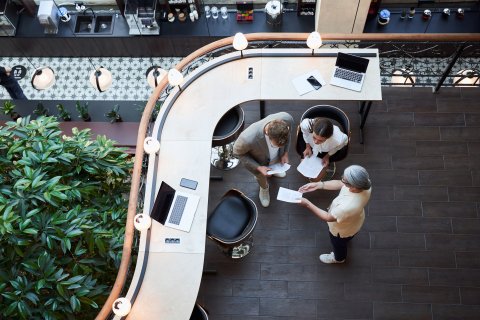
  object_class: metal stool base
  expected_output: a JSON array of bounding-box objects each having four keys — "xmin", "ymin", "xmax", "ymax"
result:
[
  {"xmin": 323, "ymin": 162, "xmax": 336, "ymax": 181},
  {"xmin": 211, "ymin": 143, "xmax": 240, "ymax": 170}
]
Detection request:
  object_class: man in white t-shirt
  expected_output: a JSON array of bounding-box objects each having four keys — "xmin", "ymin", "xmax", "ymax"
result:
[
  {"xmin": 297, "ymin": 165, "xmax": 372, "ymax": 263},
  {"xmin": 233, "ymin": 112, "xmax": 294, "ymax": 207}
]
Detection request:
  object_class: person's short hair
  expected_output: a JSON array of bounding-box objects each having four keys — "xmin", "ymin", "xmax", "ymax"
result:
[
  {"xmin": 343, "ymin": 165, "xmax": 371, "ymax": 190},
  {"xmin": 308, "ymin": 118, "xmax": 334, "ymax": 139},
  {"xmin": 267, "ymin": 119, "xmax": 290, "ymax": 146}
]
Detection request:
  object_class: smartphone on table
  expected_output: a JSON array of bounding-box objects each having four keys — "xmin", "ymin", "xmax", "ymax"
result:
[{"xmin": 307, "ymin": 76, "xmax": 322, "ymax": 90}]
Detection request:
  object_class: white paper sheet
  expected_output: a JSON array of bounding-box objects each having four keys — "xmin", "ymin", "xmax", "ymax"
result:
[
  {"xmin": 267, "ymin": 163, "xmax": 291, "ymax": 175},
  {"xmin": 291, "ymin": 69, "xmax": 327, "ymax": 96},
  {"xmin": 276, "ymin": 187, "xmax": 302, "ymax": 203},
  {"xmin": 296, "ymin": 155, "xmax": 325, "ymax": 178}
]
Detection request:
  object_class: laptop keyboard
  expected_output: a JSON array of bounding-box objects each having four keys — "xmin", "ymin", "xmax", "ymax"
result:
[
  {"xmin": 168, "ymin": 195, "xmax": 188, "ymax": 225},
  {"xmin": 334, "ymin": 68, "xmax": 363, "ymax": 83}
]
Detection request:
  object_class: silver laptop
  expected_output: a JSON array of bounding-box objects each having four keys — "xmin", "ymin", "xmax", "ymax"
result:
[
  {"xmin": 330, "ymin": 52, "xmax": 370, "ymax": 92},
  {"xmin": 150, "ymin": 181, "xmax": 200, "ymax": 232}
]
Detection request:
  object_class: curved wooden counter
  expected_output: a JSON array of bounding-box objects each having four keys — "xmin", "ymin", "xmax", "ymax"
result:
[{"xmin": 114, "ymin": 47, "xmax": 381, "ymax": 319}]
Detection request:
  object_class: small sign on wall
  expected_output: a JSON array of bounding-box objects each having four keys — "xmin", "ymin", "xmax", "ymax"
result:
[{"xmin": 11, "ymin": 65, "xmax": 27, "ymax": 80}]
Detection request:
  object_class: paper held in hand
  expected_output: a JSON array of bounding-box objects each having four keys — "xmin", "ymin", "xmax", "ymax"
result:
[
  {"xmin": 267, "ymin": 163, "xmax": 291, "ymax": 175},
  {"xmin": 277, "ymin": 187, "xmax": 302, "ymax": 203},
  {"xmin": 297, "ymin": 155, "xmax": 325, "ymax": 178}
]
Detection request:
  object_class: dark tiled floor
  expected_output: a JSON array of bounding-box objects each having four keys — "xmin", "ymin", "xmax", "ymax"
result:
[{"xmin": 198, "ymin": 87, "xmax": 480, "ymax": 320}]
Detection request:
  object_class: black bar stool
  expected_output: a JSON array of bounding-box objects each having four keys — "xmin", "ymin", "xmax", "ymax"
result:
[
  {"xmin": 190, "ymin": 303, "xmax": 209, "ymax": 320},
  {"xmin": 211, "ymin": 105, "xmax": 245, "ymax": 170},
  {"xmin": 207, "ymin": 189, "xmax": 258, "ymax": 259}
]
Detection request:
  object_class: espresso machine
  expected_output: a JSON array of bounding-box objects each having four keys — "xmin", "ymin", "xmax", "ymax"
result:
[{"xmin": 37, "ymin": 0, "xmax": 59, "ymax": 34}]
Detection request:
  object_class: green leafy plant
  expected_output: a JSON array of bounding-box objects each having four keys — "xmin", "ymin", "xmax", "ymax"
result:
[
  {"xmin": 136, "ymin": 101, "xmax": 162, "ymax": 122},
  {"xmin": 56, "ymin": 103, "xmax": 72, "ymax": 121},
  {"xmin": 1, "ymin": 100, "xmax": 21, "ymax": 120},
  {"xmin": 0, "ymin": 116, "xmax": 133, "ymax": 319},
  {"xmin": 105, "ymin": 104, "xmax": 122, "ymax": 123},
  {"xmin": 33, "ymin": 102, "xmax": 49, "ymax": 117},
  {"xmin": 75, "ymin": 101, "xmax": 91, "ymax": 122}
]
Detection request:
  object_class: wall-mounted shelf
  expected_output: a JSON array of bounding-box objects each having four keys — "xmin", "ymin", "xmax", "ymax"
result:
[{"xmin": 296, "ymin": 0, "xmax": 316, "ymax": 16}]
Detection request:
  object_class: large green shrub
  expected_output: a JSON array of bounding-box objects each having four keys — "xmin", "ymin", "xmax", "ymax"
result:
[{"xmin": 0, "ymin": 116, "xmax": 133, "ymax": 319}]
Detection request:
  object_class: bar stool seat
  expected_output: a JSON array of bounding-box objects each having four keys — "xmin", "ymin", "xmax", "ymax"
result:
[
  {"xmin": 211, "ymin": 105, "xmax": 245, "ymax": 170},
  {"xmin": 207, "ymin": 189, "xmax": 258, "ymax": 259},
  {"xmin": 190, "ymin": 303, "xmax": 209, "ymax": 320}
]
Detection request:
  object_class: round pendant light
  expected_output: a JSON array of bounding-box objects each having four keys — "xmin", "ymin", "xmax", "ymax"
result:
[
  {"xmin": 112, "ymin": 297, "xmax": 131, "ymax": 317},
  {"xmin": 31, "ymin": 66, "xmax": 55, "ymax": 90},
  {"xmin": 134, "ymin": 213, "xmax": 152, "ymax": 231},
  {"xmin": 146, "ymin": 66, "xmax": 167, "ymax": 88},
  {"xmin": 89, "ymin": 67, "xmax": 112, "ymax": 92},
  {"xmin": 306, "ymin": 31, "xmax": 322, "ymax": 50},
  {"xmin": 167, "ymin": 69, "xmax": 184, "ymax": 87},
  {"xmin": 233, "ymin": 32, "xmax": 248, "ymax": 51}
]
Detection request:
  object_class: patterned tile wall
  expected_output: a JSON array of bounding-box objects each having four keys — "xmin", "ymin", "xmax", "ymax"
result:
[
  {"xmin": 0, "ymin": 56, "xmax": 182, "ymax": 101},
  {"xmin": 2, "ymin": 55, "xmax": 478, "ymax": 101}
]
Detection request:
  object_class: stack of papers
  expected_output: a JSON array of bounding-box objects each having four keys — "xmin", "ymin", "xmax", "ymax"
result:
[
  {"xmin": 297, "ymin": 156, "xmax": 325, "ymax": 178},
  {"xmin": 267, "ymin": 163, "xmax": 291, "ymax": 175},
  {"xmin": 277, "ymin": 187, "xmax": 302, "ymax": 203}
]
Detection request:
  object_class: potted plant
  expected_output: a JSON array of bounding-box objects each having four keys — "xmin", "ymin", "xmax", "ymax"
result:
[
  {"xmin": 136, "ymin": 101, "xmax": 162, "ymax": 122},
  {"xmin": 105, "ymin": 104, "xmax": 123, "ymax": 123},
  {"xmin": 33, "ymin": 102, "xmax": 49, "ymax": 117},
  {"xmin": 1, "ymin": 101, "xmax": 21, "ymax": 120},
  {"xmin": 76, "ymin": 101, "xmax": 91, "ymax": 122},
  {"xmin": 56, "ymin": 103, "xmax": 71, "ymax": 121}
]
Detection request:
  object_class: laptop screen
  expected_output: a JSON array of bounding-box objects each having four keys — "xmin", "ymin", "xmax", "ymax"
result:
[
  {"xmin": 336, "ymin": 52, "xmax": 369, "ymax": 73},
  {"xmin": 150, "ymin": 181, "xmax": 175, "ymax": 224}
]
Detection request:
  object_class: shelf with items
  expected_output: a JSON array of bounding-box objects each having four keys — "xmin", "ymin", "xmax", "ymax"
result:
[
  {"xmin": 236, "ymin": 1, "xmax": 254, "ymax": 22},
  {"xmin": 166, "ymin": 0, "xmax": 200, "ymax": 20},
  {"xmin": 296, "ymin": 0, "xmax": 316, "ymax": 16}
]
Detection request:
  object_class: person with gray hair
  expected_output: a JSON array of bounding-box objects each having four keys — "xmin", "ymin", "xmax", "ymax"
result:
[{"xmin": 297, "ymin": 165, "xmax": 372, "ymax": 264}]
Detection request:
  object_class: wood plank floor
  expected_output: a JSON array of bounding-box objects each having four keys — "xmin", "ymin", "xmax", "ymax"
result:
[{"xmin": 198, "ymin": 87, "xmax": 480, "ymax": 320}]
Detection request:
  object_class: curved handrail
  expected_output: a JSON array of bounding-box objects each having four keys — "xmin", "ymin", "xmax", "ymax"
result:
[{"xmin": 95, "ymin": 31, "xmax": 480, "ymax": 319}]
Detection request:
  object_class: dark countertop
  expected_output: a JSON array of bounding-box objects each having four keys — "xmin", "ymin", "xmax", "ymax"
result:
[
  {"xmin": 161, "ymin": 12, "xmax": 314, "ymax": 37},
  {"xmin": 15, "ymin": 13, "xmax": 130, "ymax": 37},
  {"xmin": 364, "ymin": 8, "xmax": 480, "ymax": 33},
  {"xmin": 14, "ymin": 10, "xmax": 314, "ymax": 38}
]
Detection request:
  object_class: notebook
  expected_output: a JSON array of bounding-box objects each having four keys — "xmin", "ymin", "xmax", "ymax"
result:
[
  {"xmin": 330, "ymin": 52, "xmax": 370, "ymax": 92},
  {"xmin": 149, "ymin": 181, "xmax": 200, "ymax": 232}
]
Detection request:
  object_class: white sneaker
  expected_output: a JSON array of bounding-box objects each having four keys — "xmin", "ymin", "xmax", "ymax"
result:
[
  {"xmin": 272, "ymin": 171, "xmax": 286, "ymax": 178},
  {"xmin": 319, "ymin": 252, "xmax": 345, "ymax": 264},
  {"xmin": 259, "ymin": 185, "xmax": 270, "ymax": 207}
]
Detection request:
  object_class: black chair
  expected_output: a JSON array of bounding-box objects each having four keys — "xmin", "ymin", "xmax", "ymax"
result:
[
  {"xmin": 207, "ymin": 189, "xmax": 258, "ymax": 259},
  {"xmin": 295, "ymin": 105, "xmax": 351, "ymax": 178},
  {"xmin": 211, "ymin": 105, "xmax": 245, "ymax": 170},
  {"xmin": 190, "ymin": 303, "xmax": 209, "ymax": 320}
]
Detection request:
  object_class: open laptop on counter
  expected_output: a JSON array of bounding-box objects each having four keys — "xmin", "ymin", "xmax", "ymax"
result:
[{"xmin": 330, "ymin": 52, "xmax": 370, "ymax": 92}]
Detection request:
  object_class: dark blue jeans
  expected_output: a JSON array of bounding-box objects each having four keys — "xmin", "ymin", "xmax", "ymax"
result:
[
  {"xmin": 4, "ymin": 83, "xmax": 27, "ymax": 100},
  {"xmin": 0, "ymin": 71, "xmax": 27, "ymax": 100},
  {"xmin": 329, "ymin": 231, "xmax": 354, "ymax": 261}
]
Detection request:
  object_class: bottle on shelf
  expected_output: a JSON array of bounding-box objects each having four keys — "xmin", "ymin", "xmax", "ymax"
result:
[{"xmin": 408, "ymin": 7, "xmax": 415, "ymax": 19}]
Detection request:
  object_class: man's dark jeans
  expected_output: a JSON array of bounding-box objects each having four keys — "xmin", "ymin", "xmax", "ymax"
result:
[{"xmin": 1, "ymin": 69, "xmax": 27, "ymax": 100}]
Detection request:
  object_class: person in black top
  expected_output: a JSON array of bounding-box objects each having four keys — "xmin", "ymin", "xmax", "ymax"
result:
[{"xmin": 0, "ymin": 66, "xmax": 27, "ymax": 100}]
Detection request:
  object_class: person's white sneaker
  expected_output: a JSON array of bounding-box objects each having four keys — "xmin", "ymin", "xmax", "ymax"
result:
[
  {"xmin": 319, "ymin": 252, "xmax": 345, "ymax": 264},
  {"xmin": 272, "ymin": 171, "xmax": 286, "ymax": 178},
  {"xmin": 259, "ymin": 185, "xmax": 270, "ymax": 207}
]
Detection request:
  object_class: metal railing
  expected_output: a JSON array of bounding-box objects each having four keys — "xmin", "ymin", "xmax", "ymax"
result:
[{"xmin": 96, "ymin": 32, "xmax": 480, "ymax": 319}]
